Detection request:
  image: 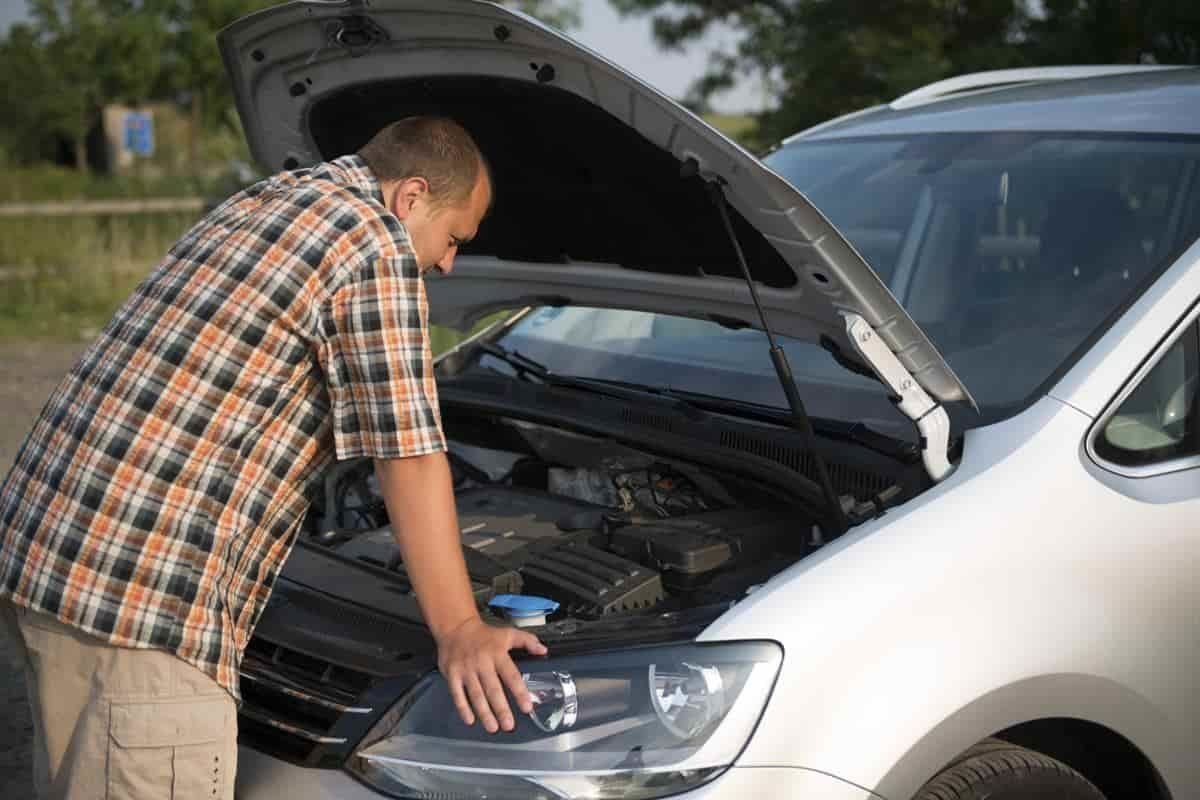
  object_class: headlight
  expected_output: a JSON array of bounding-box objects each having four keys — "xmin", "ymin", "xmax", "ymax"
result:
[
  {"xmin": 346, "ymin": 641, "xmax": 781, "ymax": 800},
  {"xmin": 525, "ymin": 670, "xmax": 579, "ymax": 733}
]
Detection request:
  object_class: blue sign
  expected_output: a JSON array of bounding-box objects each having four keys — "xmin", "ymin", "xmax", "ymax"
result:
[{"xmin": 123, "ymin": 111, "xmax": 154, "ymax": 156}]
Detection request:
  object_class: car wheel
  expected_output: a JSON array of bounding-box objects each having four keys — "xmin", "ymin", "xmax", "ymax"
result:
[{"xmin": 914, "ymin": 738, "xmax": 1107, "ymax": 800}]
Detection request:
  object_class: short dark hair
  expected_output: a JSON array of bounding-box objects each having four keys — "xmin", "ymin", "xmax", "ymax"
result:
[{"xmin": 357, "ymin": 116, "xmax": 488, "ymax": 209}]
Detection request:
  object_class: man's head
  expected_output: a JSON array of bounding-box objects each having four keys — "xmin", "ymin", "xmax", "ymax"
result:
[{"xmin": 358, "ymin": 117, "xmax": 492, "ymax": 275}]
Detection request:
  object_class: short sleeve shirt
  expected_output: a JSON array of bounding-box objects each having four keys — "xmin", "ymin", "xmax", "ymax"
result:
[{"xmin": 0, "ymin": 155, "xmax": 445, "ymax": 699}]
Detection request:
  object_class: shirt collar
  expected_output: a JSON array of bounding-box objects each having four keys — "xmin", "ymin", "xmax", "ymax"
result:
[{"xmin": 324, "ymin": 154, "xmax": 386, "ymax": 207}]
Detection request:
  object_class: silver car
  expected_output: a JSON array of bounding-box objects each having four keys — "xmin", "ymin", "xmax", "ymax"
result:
[{"xmin": 221, "ymin": 2, "xmax": 1200, "ymax": 799}]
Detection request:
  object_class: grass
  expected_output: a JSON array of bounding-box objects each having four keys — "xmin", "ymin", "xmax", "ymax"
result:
[
  {"xmin": 0, "ymin": 164, "xmax": 240, "ymax": 204},
  {"xmin": 0, "ymin": 212, "xmax": 474, "ymax": 349},
  {"xmin": 0, "ymin": 269, "xmax": 141, "ymax": 341},
  {"xmin": 0, "ymin": 213, "xmax": 195, "ymax": 340},
  {"xmin": 0, "ymin": 213, "xmax": 195, "ymax": 269}
]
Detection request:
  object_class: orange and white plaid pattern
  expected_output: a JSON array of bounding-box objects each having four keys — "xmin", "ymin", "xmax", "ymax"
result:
[{"xmin": 0, "ymin": 155, "xmax": 445, "ymax": 698}]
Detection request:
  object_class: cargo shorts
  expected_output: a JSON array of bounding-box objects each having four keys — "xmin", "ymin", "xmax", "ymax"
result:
[{"xmin": 1, "ymin": 602, "xmax": 237, "ymax": 799}]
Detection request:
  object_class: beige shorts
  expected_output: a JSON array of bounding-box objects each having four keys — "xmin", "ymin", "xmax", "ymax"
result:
[{"xmin": 1, "ymin": 602, "xmax": 237, "ymax": 800}]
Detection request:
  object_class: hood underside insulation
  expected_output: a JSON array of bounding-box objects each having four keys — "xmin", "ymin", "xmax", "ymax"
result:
[{"xmin": 308, "ymin": 76, "xmax": 796, "ymax": 288}]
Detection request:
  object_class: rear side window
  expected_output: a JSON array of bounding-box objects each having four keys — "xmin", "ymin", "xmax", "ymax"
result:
[{"xmin": 1096, "ymin": 321, "xmax": 1200, "ymax": 467}]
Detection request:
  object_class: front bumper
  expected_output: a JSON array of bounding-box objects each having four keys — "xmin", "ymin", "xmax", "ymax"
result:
[{"xmin": 234, "ymin": 746, "xmax": 879, "ymax": 799}]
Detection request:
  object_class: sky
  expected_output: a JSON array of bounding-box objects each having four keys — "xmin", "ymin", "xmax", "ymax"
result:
[
  {"xmin": 572, "ymin": 2, "xmax": 761, "ymax": 112},
  {"xmin": 0, "ymin": 0, "xmax": 24, "ymax": 32},
  {"xmin": 0, "ymin": 0, "xmax": 763, "ymax": 113}
]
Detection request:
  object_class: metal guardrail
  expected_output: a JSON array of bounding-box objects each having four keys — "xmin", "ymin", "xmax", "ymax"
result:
[{"xmin": 0, "ymin": 197, "xmax": 205, "ymax": 217}]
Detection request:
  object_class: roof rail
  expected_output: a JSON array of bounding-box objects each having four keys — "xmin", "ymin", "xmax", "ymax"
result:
[
  {"xmin": 779, "ymin": 104, "xmax": 889, "ymax": 146},
  {"xmin": 890, "ymin": 65, "xmax": 1188, "ymax": 110}
]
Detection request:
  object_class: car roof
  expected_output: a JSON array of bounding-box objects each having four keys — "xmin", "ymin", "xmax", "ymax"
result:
[{"xmin": 792, "ymin": 67, "xmax": 1200, "ymax": 142}]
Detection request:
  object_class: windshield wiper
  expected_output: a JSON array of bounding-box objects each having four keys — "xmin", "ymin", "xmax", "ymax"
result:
[
  {"xmin": 475, "ymin": 341, "xmax": 551, "ymax": 380},
  {"xmin": 476, "ymin": 342, "xmax": 676, "ymax": 405}
]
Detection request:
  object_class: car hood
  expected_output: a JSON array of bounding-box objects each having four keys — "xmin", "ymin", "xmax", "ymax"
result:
[{"xmin": 218, "ymin": 0, "xmax": 972, "ymax": 408}]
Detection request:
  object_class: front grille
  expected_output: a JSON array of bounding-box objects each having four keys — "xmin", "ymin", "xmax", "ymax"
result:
[{"xmin": 237, "ymin": 637, "xmax": 375, "ymax": 764}]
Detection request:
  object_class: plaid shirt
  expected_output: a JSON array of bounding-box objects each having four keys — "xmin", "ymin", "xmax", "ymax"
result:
[{"xmin": 0, "ymin": 155, "xmax": 446, "ymax": 699}]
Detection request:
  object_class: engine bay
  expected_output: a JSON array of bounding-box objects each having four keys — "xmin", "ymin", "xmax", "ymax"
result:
[{"xmin": 299, "ymin": 415, "xmax": 821, "ymax": 627}]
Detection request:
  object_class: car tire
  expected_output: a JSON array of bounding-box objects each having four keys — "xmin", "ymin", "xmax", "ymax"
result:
[{"xmin": 913, "ymin": 738, "xmax": 1107, "ymax": 800}]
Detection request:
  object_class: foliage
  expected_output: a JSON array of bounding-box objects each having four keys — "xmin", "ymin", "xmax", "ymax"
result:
[
  {"xmin": 1026, "ymin": 0, "xmax": 1200, "ymax": 64},
  {"xmin": 0, "ymin": 165, "xmax": 233, "ymax": 203},
  {"xmin": 497, "ymin": 0, "xmax": 582, "ymax": 31},
  {"xmin": 0, "ymin": 23, "xmax": 57, "ymax": 164},
  {"xmin": 610, "ymin": 0, "xmax": 1200, "ymax": 145},
  {"xmin": 0, "ymin": 0, "xmax": 578, "ymax": 174},
  {"xmin": 610, "ymin": 0, "xmax": 1028, "ymax": 143},
  {"xmin": 20, "ymin": 0, "xmax": 173, "ymax": 169},
  {"xmin": 159, "ymin": 0, "xmax": 277, "ymax": 160}
]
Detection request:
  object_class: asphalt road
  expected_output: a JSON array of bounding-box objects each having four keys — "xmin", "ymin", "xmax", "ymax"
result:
[{"xmin": 0, "ymin": 340, "xmax": 86, "ymax": 798}]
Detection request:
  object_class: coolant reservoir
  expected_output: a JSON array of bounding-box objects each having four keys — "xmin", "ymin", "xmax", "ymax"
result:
[{"xmin": 488, "ymin": 594, "xmax": 560, "ymax": 628}]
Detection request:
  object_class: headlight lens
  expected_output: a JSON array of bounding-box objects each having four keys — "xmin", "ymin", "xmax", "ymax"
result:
[
  {"xmin": 347, "ymin": 641, "xmax": 781, "ymax": 800},
  {"xmin": 649, "ymin": 662, "xmax": 725, "ymax": 740},
  {"xmin": 526, "ymin": 670, "xmax": 579, "ymax": 733}
]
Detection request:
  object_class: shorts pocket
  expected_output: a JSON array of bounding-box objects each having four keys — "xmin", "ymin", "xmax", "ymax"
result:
[{"xmin": 107, "ymin": 695, "xmax": 231, "ymax": 799}]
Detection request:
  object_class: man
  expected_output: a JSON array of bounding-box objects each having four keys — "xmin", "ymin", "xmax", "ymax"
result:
[{"xmin": 0, "ymin": 116, "xmax": 544, "ymax": 799}]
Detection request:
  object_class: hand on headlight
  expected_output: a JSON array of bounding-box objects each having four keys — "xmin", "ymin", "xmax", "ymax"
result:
[
  {"xmin": 436, "ymin": 615, "xmax": 548, "ymax": 733},
  {"xmin": 371, "ymin": 457, "xmax": 550, "ymax": 732}
]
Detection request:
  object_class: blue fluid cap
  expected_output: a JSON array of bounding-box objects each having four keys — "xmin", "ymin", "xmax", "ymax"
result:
[{"xmin": 488, "ymin": 594, "xmax": 560, "ymax": 623}]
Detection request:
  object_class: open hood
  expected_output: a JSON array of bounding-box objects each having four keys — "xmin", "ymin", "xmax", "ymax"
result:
[{"xmin": 218, "ymin": 0, "xmax": 972, "ymax": 411}]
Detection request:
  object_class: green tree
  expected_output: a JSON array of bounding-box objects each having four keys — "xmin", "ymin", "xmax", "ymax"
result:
[
  {"xmin": 155, "ymin": 0, "xmax": 579, "ymax": 165},
  {"xmin": 22, "ymin": 0, "xmax": 170, "ymax": 171},
  {"xmin": 0, "ymin": 22, "xmax": 58, "ymax": 163},
  {"xmin": 610, "ymin": 0, "xmax": 1028, "ymax": 147},
  {"xmin": 498, "ymin": 0, "xmax": 582, "ymax": 31},
  {"xmin": 0, "ymin": 0, "xmax": 583, "ymax": 172},
  {"xmin": 26, "ymin": 0, "xmax": 108, "ymax": 170},
  {"xmin": 160, "ymin": 0, "xmax": 277, "ymax": 165},
  {"xmin": 611, "ymin": 0, "xmax": 1200, "ymax": 148},
  {"xmin": 1027, "ymin": 0, "xmax": 1200, "ymax": 64}
]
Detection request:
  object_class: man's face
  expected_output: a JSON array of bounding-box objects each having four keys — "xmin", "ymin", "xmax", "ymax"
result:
[{"xmin": 390, "ymin": 170, "xmax": 491, "ymax": 275}]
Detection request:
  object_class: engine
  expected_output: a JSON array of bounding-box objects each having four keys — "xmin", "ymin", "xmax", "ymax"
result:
[{"xmin": 302, "ymin": 418, "xmax": 808, "ymax": 623}]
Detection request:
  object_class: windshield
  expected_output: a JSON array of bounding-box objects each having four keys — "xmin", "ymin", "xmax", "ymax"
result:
[
  {"xmin": 488, "ymin": 132, "xmax": 1200, "ymax": 430},
  {"xmin": 770, "ymin": 132, "xmax": 1200, "ymax": 414}
]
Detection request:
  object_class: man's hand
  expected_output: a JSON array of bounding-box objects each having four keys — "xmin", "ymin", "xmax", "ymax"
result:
[
  {"xmin": 372, "ymin": 453, "xmax": 551, "ymax": 734},
  {"xmin": 436, "ymin": 616, "xmax": 548, "ymax": 732}
]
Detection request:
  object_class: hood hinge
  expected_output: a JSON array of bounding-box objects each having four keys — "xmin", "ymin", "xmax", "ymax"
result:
[{"xmin": 842, "ymin": 313, "xmax": 955, "ymax": 482}]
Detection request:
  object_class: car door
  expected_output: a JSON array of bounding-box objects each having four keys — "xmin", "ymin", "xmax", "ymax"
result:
[{"xmin": 1078, "ymin": 301, "xmax": 1200, "ymax": 795}]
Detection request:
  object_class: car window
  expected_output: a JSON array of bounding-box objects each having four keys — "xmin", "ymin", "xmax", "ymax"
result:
[
  {"xmin": 1095, "ymin": 321, "xmax": 1200, "ymax": 467},
  {"xmin": 766, "ymin": 134, "xmax": 1200, "ymax": 419}
]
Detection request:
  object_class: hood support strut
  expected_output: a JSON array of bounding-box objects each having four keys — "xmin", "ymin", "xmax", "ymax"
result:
[
  {"xmin": 843, "ymin": 313, "xmax": 955, "ymax": 482},
  {"xmin": 705, "ymin": 176, "xmax": 848, "ymax": 536}
]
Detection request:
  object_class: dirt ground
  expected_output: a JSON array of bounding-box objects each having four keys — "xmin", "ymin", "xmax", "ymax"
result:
[{"xmin": 0, "ymin": 339, "xmax": 86, "ymax": 798}]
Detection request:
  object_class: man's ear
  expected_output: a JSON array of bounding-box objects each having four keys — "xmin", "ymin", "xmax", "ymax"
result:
[{"xmin": 388, "ymin": 176, "xmax": 430, "ymax": 220}]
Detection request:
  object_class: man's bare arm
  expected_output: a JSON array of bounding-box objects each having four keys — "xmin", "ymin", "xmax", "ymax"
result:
[{"xmin": 373, "ymin": 453, "xmax": 547, "ymax": 733}]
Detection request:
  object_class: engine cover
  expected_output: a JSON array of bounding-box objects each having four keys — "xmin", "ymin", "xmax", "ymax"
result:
[{"xmin": 333, "ymin": 487, "xmax": 663, "ymax": 617}]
